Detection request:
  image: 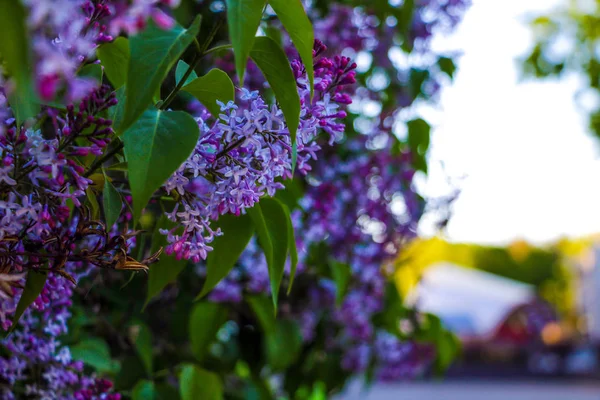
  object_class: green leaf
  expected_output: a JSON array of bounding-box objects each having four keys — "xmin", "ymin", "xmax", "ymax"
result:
[
  {"xmin": 129, "ymin": 322, "xmax": 153, "ymax": 376},
  {"xmin": 86, "ymin": 188, "xmax": 100, "ymax": 220},
  {"xmin": 0, "ymin": 0, "xmax": 38, "ymax": 125},
  {"xmin": 97, "ymin": 37, "xmax": 130, "ymax": 89},
  {"xmin": 145, "ymin": 215, "xmax": 187, "ymax": 307},
  {"xmin": 265, "ymin": 320, "xmax": 302, "ymax": 371},
  {"xmin": 434, "ymin": 330, "xmax": 460, "ymax": 375},
  {"xmin": 123, "ymin": 107, "xmax": 200, "ymax": 221},
  {"xmin": 247, "ymin": 204, "xmax": 273, "ymax": 270},
  {"xmin": 189, "ymin": 302, "xmax": 228, "ymax": 361},
  {"xmin": 330, "ymin": 260, "xmax": 352, "ymax": 306},
  {"xmin": 407, "ymin": 118, "xmax": 430, "ymax": 173},
  {"xmin": 103, "ymin": 171, "xmax": 122, "ymax": 228},
  {"xmin": 437, "ymin": 56, "xmax": 457, "ymax": 80},
  {"xmin": 284, "ymin": 204, "xmax": 298, "ymax": 295},
  {"xmin": 175, "ymin": 60, "xmax": 198, "ymax": 86},
  {"xmin": 226, "ymin": 0, "xmax": 266, "ymax": 84},
  {"xmin": 70, "ymin": 338, "xmax": 120, "ymax": 373},
  {"xmin": 182, "ymin": 69, "xmax": 235, "ymax": 117},
  {"xmin": 180, "ymin": 364, "xmax": 224, "ymax": 400},
  {"xmin": 78, "ymin": 63, "xmax": 103, "ymax": 82},
  {"xmin": 109, "ymin": 86, "xmax": 126, "ymax": 131},
  {"xmin": 248, "ymin": 198, "xmax": 289, "ymax": 308},
  {"xmin": 10, "ymin": 270, "xmax": 47, "ymax": 331},
  {"xmin": 132, "ymin": 380, "xmax": 157, "ymax": 400},
  {"xmin": 268, "ymin": 0, "xmax": 314, "ymax": 97},
  {"xmin": 120, "ymin": 16, "xmax": 201, "ymax": 132},
  {"xmin": 197, "ymin": 213, "xmax": 254, "ymax": 299},
  {"xmin": 250, "ymin": 36, "xmax": 300, "ymax": 146},
  {"xmin": 247, "ymin": 295, "xmax": 275, "ymax": 334}
]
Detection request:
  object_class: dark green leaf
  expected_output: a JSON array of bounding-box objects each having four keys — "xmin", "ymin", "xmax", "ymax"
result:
[
  {"xmin": 120, "ymin": 16, "xmax": 201, "ymax": 132},
  {"xmin": 86, "ymin": 188, "xmax": 100, "ymax": 220},
  {"xmin": 182, "ymin": 69, "xmax": 235, "ymax": 117},
  {"xmin": 248, "ymin": 198, "xmax": 289, "ymax": 308},
  {"xmin": 156, "ymin": 383, "xmax": 181, "ymax": 400},
  {"xmin": 132, "ymin": 380, "xmax": 157, "ymax": 400},
  {"xmin": 407, "ymin": 118, "xmax": 430, "ymax": 173},
  {"xmin": 180, "ymin": 364, "xmax": 224, "ymax": 400},
  {"xmin": 265, "ymin": 320, "xmax": 302, "ymax": 371},
  {"xmin": 145, "ymin": 215, "xmax": 187, "ymax": 307},
  {"xmin": 226, "ymin": 0, "xmax": 266, "ymax": 84},
  {"xmin": 175, "ymin": 60, "xmax": 198, "ymax": 86},
  {"xmin": 268, "ymin": 0, "xmax": 314, "ymax": 97},
  {"xmin": 109, "ymin": 86, "xmax": 126, "ymax": 131},
  {"xmin": 130, "ymin": 322, "xmax": 153, "ymax": 376},
  {"xmin": 70, "ymin": 338, "xmax": 120, "ymax": 373},
  {"xmin": 437, "ymin": 56, "xmax": 457, "ymax": 79},
  {"xmin": 247, "ymin": 295, "xmax": 275, "ymax": 334},
  {"xmin": 247, "ymin": 204, "xmax": 273, "ymax": 271},
  {"xmin": 97, "ymin": 37, "xmax": 130, "ymax": 89},
  {"xmin": 103, "ymin": 171, "xmax": 122, "ymax": 228},
  {"xmin": 198, "ymin": 214, "xmax": 253, "ymax": 299},
  {"xmin": 115, "ymin": 356, "xmax": 146, "ymax": 390},
  {"xmin": 10, "ymin": 270, "xmax": 47, "ymax": 331},
  {"xmin": 284, "ymin": 203, "xmax": 298, "ymax": 295},
  {"xmin": 0, "ymin": 0, "xmax": 38, "ymax": 125},
  {"xmin": 123, "ymin": 107, "xmax": 200, "ymax": 221},
  {"xmin": 189, "ymin": 302, "xmax": 228, "ymax": 361},
  {"xmin": 250, "ymin": 36, "xmax": 300, "ymax": 146},
  {"xmin": 330, "ymin": 260, "xmax": 351, "ymax": 306}
]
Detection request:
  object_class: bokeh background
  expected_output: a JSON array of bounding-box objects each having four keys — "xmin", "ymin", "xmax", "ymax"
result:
[{"xmin": 342, "ymin": 0, "xmax": 600, "ymax": 398}]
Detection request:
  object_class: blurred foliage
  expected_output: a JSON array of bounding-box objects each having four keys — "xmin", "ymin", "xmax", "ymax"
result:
[{"xmin": 521, "ymin": 0, "xmax": 600, "ymax": 139}]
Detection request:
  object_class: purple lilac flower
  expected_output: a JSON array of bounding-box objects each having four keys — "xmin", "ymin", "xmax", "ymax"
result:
[{"xmin": 162, "ymin": 45, "xmax": 357, "ymax": 262}]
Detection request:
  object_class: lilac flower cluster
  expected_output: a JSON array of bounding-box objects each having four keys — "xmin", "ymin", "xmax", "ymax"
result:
[
  {"xmin": 21, "ymin": 0, "xmax": 178, "ymax": 102},
  {"xmin": 0, "ymin": 85, "xmax": 122, "ymax": 274},
  {"xmin": 191, "ymin": 0, "xmax": 472, "ymax": 384},
  {"xmin": 161, "ymin": 43, "xmax": 357, "ymax": 262},
  {"xmin": 0, "ymin": 84, "xmax": 139, "ymax": 398},
  {"xmin": 0, "ymin": 265, "xmax": 120, "ymax": 399}
]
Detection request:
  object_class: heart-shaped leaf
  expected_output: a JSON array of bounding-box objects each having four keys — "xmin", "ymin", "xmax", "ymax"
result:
[
  {"xmin": 182, "ymin": 69, "xmax": 235, "ymax": 117},
  {"xmin": 123, "ymin": 107, "xmax": 200, "ymax": 221}
]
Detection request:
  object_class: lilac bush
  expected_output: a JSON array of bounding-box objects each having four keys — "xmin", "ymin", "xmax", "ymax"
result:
[{"xmin": 0, "ymin": 0, "xmax": 470, "ymax": 398}]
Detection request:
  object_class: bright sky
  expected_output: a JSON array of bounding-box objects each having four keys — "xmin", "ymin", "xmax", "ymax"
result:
[{"xmin": 416, "ymin": 0, "xmax": 600, "ymax": 245}]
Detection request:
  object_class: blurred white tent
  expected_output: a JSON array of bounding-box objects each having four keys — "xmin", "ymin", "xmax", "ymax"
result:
[{"xmin": 405, "ymin": 262, "xmax": 537, "ymax": 340}]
